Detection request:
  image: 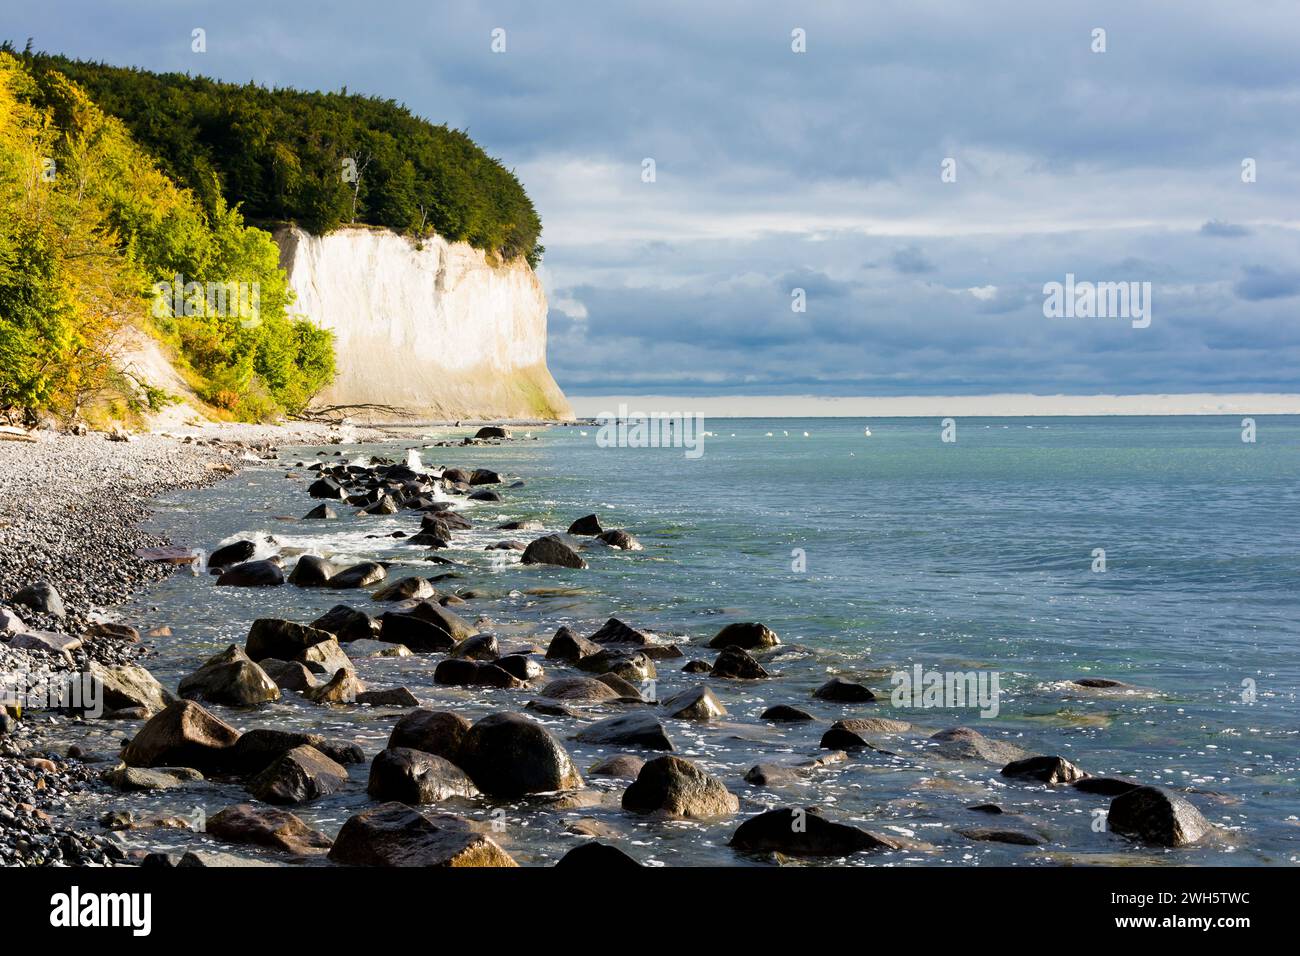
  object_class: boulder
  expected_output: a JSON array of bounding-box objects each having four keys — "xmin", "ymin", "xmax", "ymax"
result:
[
  {"xmin": 458, "ymin": 712, "xmax": 584, "ymax": 797},
  {"xmin": 521, "ymin": 534, "xmax": 588, "ymax": 569},
  {"xmin": 228, "ymin": 729, "xmax": 329, "ymax": 775},
  {"xmin": 1000, "ymin": 755, "xmax": 1088, "ymax": 785},
  {"xmin": 836, "ymin": 717, "xmax": 912, "ymax": 734},
  {"xmin": 956, "ymin": 827, "xmax": 1043, "ymax": 846},
  {"xmin": 1073, "ymin": 776, "xmax": 1142, "ymax": 797},
  {"xmin": 178, "ymin": 645, "xmax": 280, "ymax": 707},
  {"xmin": 576, "ymin": 711, "xmax": 674, "ymax": 750},
  {"xmin": 596, "ymin": 672, "xmax": 645, "ymax": 699},
  {"xmin": 814, "ymin": 678, "xmax": 875, "ymax": 702},
  {"xmin": 86, "ymin": 661, "xmax": 174, "ymax": 716},
  {"xmin": 623, "ymin": 755, "xmax": 738, "ymax": 818},
  {"xmin": 661, "ymin": 685, "xmax": 727, "ymax": 720},
  {"xmin": 103, "ymin": 765, "xmax": 205, "ymax": 792},
  {"xmin": 308, "ymin": 476, "xmax": 346, "ymax": 499},
  {"xmin": 288, "ymin": 555, "xmax": 338, "ymax": 587},
  {"xmin": 589, "ymin": 618, "xmax": 652, "ymax": 646},
  {"xmin": 495, "ymin": 654, "xmax": 545, "ymax": 682},
  {"xmin": 711, "ymin": 646, "xmax": 769, "ymax": 679},
  {"xmin": 709, "ymin": 622, "xmax": 779, "ymax": 650},
  {"xmin": 546, "ymin": 626, "xmax": 602, "ymax": 662},
  {"xmin": 761, "ymin": 704, "xmax": 814, "ymax": 722},
  {"xmin": 576, "ymin": 649, "xmax": 656, "ymax": 682},
  {"xmin": 259, "ymin": 659, "xmax": 318, "ymax": 693},
  {"xmin": 474, "ymin": 426, "xmax": 510, "ymax": 439},
  {"xmin": 245, "ymin": 618, "xmax": 333, "ymax": 662},
  {"xmin": 122, "ymin": 700, "xmax": 241, "ymax": 769},
  {"xmin": 538, "ymin": 676, "xmax": 622, "ymax": 703},
  {"xmin": 743, "ymin": 764, "xmax": 805, "ymax": 787},
  {"xmin": 330, "ymin": 803, "xmax": 516, "ymax": 867},
  {"xmin": 295, "ymin": 637, "xmax": 353, "ymax": 676},
  {"xmin": 372, "ymin": 577, "xmax": 436, "ymax": 602},
  {"xmin": 730, "ymin": 807, "xmax": 896, "ymax": 857},
  {"xmin": 567, "ymin": 514, "xmax": 603, "ymax": 535},
  {"xmin": 328, "ymin": 562, "xmax": 387, "ymax": 589},
  {"xmin": 363, "ymin": 494, "xmax": 401, "ymax": 515},
  {"xmin": 310, "ymin": 605, "xmax": 381, "ymax": 643},
  {"xmin": 302, "ymin": 504, "xmax": 338, "ymax": 520},
  {"xmin": 589, "ymin": 754, "xmax": 646, "ymax": 779},
  {"xmin": 469, "ymin": 468, "xmax": 502, "ymax": 485},
  {"xmin": 216, "ymin": 559, "xmax": 284, "ymax": 587},
  {"xmin": 388, "ymin": 709, "xmax": 472, "ymax": 761},
  {"xmin": 468, "ymin": 490, "xmax": 501, "ymax": 502},
  {"xmin": 348, "ymin": 639, "xmax": 411, "ymax": 658},
  {"xmin": 367, "ymin": 747, "xmax": 479, "ymax": 803},
  {"xmin": 10, "ymin": 630, "xmax": 81, "ymax": 659},
  {"xmin": 555, "ymin": 842, "xmax": 642, "ymax": 868},
  {"xmin": 356, "ymin": 687, "xmax": 420, "ymax": 707},
  {"xmin": 0, "ymin": 604, "xmax": 26, "ymax": 633},
  {"xmin": 208, "ymin": 540, "xmax": 256, "ymax": 569},
  {"xmin": 1108, "ymin": 786, "xmax": 1211, "ymax": 847},
  {"xmin": 207, "ymin": 803, "xmax": 333, "ymax": 855},
  {"xmin": 380, "ymin": 600, "xmax": 477, "ymax": 650},
  {"xmin": 682, "ymin": 660, "xmax": 712, "ymax": 674},
  {"xmin": 304, "ymin": 668, "xmax": 363, "ymax": 704},
  {"xmin": 595, "ymin": 529, "xmax": 642, "ymax": 551},
  {"xmin": 86, "ymin": 621, "xmax": 140, "ymax": 642},
  {"xmin": 452, "ymin": 633, "xmax": 501, "ymax": 661},
  {"xmin": 248, "ymin": 745, "xmax": 349, "ymax": 804},
  {"xmin": 434, "ymin": 659, "xmax": 523, "ymax": 689},
  {"xmin": 498, "ymin": 519, "xmax": 544, "ymax": 531},
  {"xmin": 11, "ymin": 581, "xmax": 66, "ymax": 617},
  {"xmin": 928, "ymin": 727, "xmax": 1030, "ymax": 764}
]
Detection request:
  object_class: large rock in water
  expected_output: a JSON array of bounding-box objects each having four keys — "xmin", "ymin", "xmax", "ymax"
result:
[
  {"xmin": 474, "ymin": 426, "xmax": 511, "ymax": 440},
  {"xmin": 328, "ymin": 803, "xmax": 516, "ymax": 867},
  {"xmin": 521, "ymin": 534, "xmax": 588, "ymax": 569},
  {"xmin": 372, "ymin": 576, "xmax": 436, "ymax": 602},
  {"xmin": 310, "ymin": 605, "xmax": 381, "ymax": 643},
  {"xmin": 711, "ymin": 646, "xmax": 769, "ymax": 679},
  {"xmin": 178, "ymin": 645, "xmax": 280, "ymax": 707},
  {"xmin": 208, "ymin": 540, "xmax": 256, "ymax": 569},
  {"xmin": 288, "ymin": 555, "xmax": 338, "ymax": 587},
  {"xmin": 458, "ymin": 712, "xmax": 584, "ymax": 797},
  {"xmin": 730, "ymin": 808, "xmax": 897, "ymax": 857},
  {"xmin": 367, "ymin": 747, "xmax": 479, "ymax": 803},
  {"xmin": 546, "ymin": 626, "xmax": 601, "ymax": 662},
  {"xmin": 122, "ymin": 701, "xmax": 241, "ymax": 769},
  {"xmin": 245, "ymin": 618, "xmax": 334, "ymax": 662},
  {"xmin": 216, "ymin": 559, "xmax": 285, "ymax": 587},
  {"xmin": 575, "ymin": 712, "xmax": 674, "ymax": 750},
  {"xmin": 86, "ymin": 661, "xmax": 174, "ymax": 716},
  {"xmin": 207, "ymin": 804, "xmax": 333, "ymax": 855},
  {"xmin": 380, "ymin": 600, "xmax": 477, "ymax": 650},
  {"xmin": 295, "ymin": 637, "xmax": 354, "ymax": 676},
  {"xmin": 388, "ymin": 709, "xmax": 472, "ymax": 762},
  {"xmin": 709, "ymin": 622, "xmax": 780, "ymax": 650},
  {"xmin": 555, "ymin": 842, "xmax": 642, "ymax": 868},
  {"xmin": 329, "ymin": 562, "xmax": 387, "ymax": 589},
  {"xmin": 538, "ymin": 676, "xmax": 622, "ymax": 703},
  {"xmin": 622, "ymin": 755, "xmax": 739, "ymax": 819},
  {"xmin": 1001, "ymin": 755, "xmax": 1088, "ymax": 785},
  {"xmin": 589, "ymin": 618, "xmax": 652, "ymax": 646},
  {"xmin": 248, "ymin": 745, "xmax": 349, "ymax": 804},
  {"xmin": 814, "ymin": 677, "xmax": 875, "ymax": 702},
  {"xmin": 661, "ymin": 685, "xmax": 727, "ymax": 720},
  {"xmin": 226, "ymin": 728, "xmax": 363, "ymax": 775},
  {"xmin": 10, "ymin": 581, "xmax": 66, "ymax": 617},
  {"xmin": 928, "ymin": 727, "xmax": 1030, "ymax": 764},
  {"xmin": 566, "ymin": 514, "xmax": 603, "ymax": 536},
  {"xmin": 1108, "ymin": 786, "xmax": 1211, "ymax": 847}
]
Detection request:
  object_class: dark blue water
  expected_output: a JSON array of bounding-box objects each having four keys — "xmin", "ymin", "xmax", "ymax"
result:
[{"xmin": 91, "ymin": 416, "xmax": 1299, "ymax": 865}]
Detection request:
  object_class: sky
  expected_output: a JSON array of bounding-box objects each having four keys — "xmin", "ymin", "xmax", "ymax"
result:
[{"xmin": 10, "ymin": 1, "xmax": 1300, "ymax": 399}]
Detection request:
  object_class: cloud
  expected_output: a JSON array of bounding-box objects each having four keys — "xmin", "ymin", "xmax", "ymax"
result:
[
  {"xmin": 1233, "ymin": 266, "xmax": 1300, "ymax": 301},
  {"xmin": 892, "ymin": 246, "xmax": 936, "ymax": 275},
  {"xmin": 1201, "ymin": 220, "xmax": 1251, "ymax": 238}
]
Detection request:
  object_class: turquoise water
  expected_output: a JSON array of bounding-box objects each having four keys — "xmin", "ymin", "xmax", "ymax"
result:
[{"xmin": 90, "ymin": 416, "xmax": 1299, "ymax": 865}]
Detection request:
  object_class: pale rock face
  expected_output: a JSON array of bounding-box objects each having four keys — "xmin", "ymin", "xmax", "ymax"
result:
[{"xmin": 275, "ymin": 225, "xmax": 571, "ymax": 421}]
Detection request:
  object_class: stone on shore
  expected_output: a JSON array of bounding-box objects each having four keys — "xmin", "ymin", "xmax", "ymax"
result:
[
  {"xmin": 208, "ymin": 540, "xmax": 256, "ymax": 569},
  {"xmin": 367, "ymin": 747, "xmax": 479, "ymax": 803},
  {"xmin": 555, "ymin": 842, "xmax": 642, "ymax": 868},
  {"xmin": 207, "ymin": 803, "xmax": 333, "ymax": 855},
  {"xmin": 388, "ymin": 709, "xmax": 471, "ymax": 762},
  {"xmin": 458, "ymin": 712, "xmax": 584, "ymax": 797},
  {"xmin": 86, "ymin": 661, "xmax": 174, "ymax": 716},
  {"xmin": 576, "ymin": 649, "xmax": 656, "ymax": 682},
  {"xmin": 814, "ymin": 677, "xmax": 875, "ymax": 702},
  {"xmin": 259, "ymin": 659, "xmax": 318, "ymax": 692},
  {"xmin": 661, "ymin": 685, "xmax": 727, "ymax": 720},
  {"xmin": 622, "ymin": 755, "xmax": 738, "ymax": 818},
  {"xmin": 288, "ymin": 555, "xmax": 338, "ymax": 587},
  {"xmin": 103, "ymin": 765, "xmax": 206, "ymax": 792},
  {"xmin": 226, "ymin": 728, "xmax": 364, "ymax": 775},
  {"xmin": 474, "ymin": 426, "xmax": 511, "ymax": 440},
  {"xmin": 929, "ymin": 727, "xmax": 1031, "ymax": 764},
  {"xmin": 329, "ymin": 802, "xmax": 516, "ymax": 867},
  {"xmin": 310, "ymin": 605, "xmax": 381, "ymax": 643},
  {"xmin": 711, "ymin": 646, "xmax": 769, "ymax": 679},
  {"xmin": 434, "ymin": 658, "xmax": 523, "ymax": 689},
  {"xmin": 248, "ymin": 744, "xmax": 349, "ymax": 804},
  {"xmin": 380, "ymin": 599, "xmax": 477, "ymax": 649},
  {"xmin": 245, "ymin": 618, "xmax": 334, "ymax": 662},
  {"xmin": 521, "ymin": 534, "xmax": 587, "ymax": 569},
  {"xmin": 356, "ymin": 687, "xmax": 420, "ymax": 707},
  {"xmin": 589, "ymin": 618, "xmax": 652, "ymax": 645},
  {"xmin": 304, "ymin": 668, "xmax": 364, "ymax": 704},
  {"xmin": 576, "ymin": 712, "xmax": 674, "ymax": 750},
  {"xmin": 452, "ymin": 633, "xmax": 500, "ymax": 660},
  {"xmin": 761, "ymin": 704, "xmax": 814, "ymax": 722},
  {"xmin": 538, "ymin": 676, "xmax": 622, "ymax": 703},
  {"xmin": 295, "ymin": 637, "xmax": 353, "ymax": 676},
  {"xmin": 589, "ymin": 754, "xmax": 646, "ymax": 779},
  {"xmin": 545, "ymin": 625, "xmax": 602, "ymax": 662},
  {"xmin": 496, "ymin": 654, "xmax": 544, "ymax": 682},
  {"xmin": 372, "ymin": 576, "xmax": 436, "ymax": 602},
  {"xmin": 328, "ymin": 561, "xmax": 387, "ymax": 589},
  {"xmin": 122, "ymin": 700, "xmax": 241, "ymax": 769},
  {"xmin": 9, "ymin": 631, "xmax": 81, "ymax": 659},
  {"xmin": 0, "ymin": 604, "xmax": 26, "ymax": 633},
  {"xmin": 595, "ymin": 529, "xmax": 642, "ymax": 550},
  {"xmin": 216, "ymin": 559, "xmax": 284, "ymax": 587},
  {"xmin": 567, "ymin": 514, "xmax": 603, "ymax": 536},
  {"xmin": 1108, "ymin": 786, "xmax": 1211, "ymax": 847},
  {"xmin": 1000, "ymin": 755, "xmax": 1088, "ymax": 785},
  {"xmin": 308, "ymin": 476, "xmax": 346, "ymax": 499},
  {"xmin": 302, "ymin": 504, "xmax": 338, "ymax": 520},
  {"xmin": 1073, "ymin": 776, "xmax": 1143, "ymax": 797},
  {"xmin": 10, "ymin": 581, "xmax": 66, "ymax": 617},
  {"xmin": 347, "ymin": 638, "xmax": 411, "ymax": 658},
  {"xmin": 178, "ymin": 644, "xmax": 280, "ymax": 707},
  {"xmin": 730, "ymin": 807, "xmax": 898, "ymax": 857},
  {"xmin": 709, "ymin": 622, "xmax": 780, "ymax": 650}
]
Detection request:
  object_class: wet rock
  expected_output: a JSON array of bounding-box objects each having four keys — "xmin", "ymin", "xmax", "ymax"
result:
[
  {"xmin": 10, "ymin": 630, "xmax": 81, "ymax": 659},
  {"xmin": 458, "ymin": 712, "xmax": 584, "ymax": 797},
  {"xmin": 308, "ymin": 476, "xmax": 346, "ymax": 499},
  {"xmin": 1000, "ymin": 755, "xmax": 1088, "ymax": 785},
  {"xmin": 357, "ymin": 687, "xmax": 420, "ymax": 707},
  {"xmin": 363, "ymin": 494, "xmax": 401, "ymax": 515},
  {"xmin": 0, "ymin": 604, "xmax": 26, "ymax": 633},
  {"xmin": 207, "ymin": 803, "xmax": 333, "ymax": 855},
  {"xmin": 1073, "ymin": 677, "xmax": 1129, "ymax": 689},
  {"xmin": 179, "ymin": 645, "xmax": 280, "ymax": 707},
  {"xmin": 743, "ymin": 764, "xmax": 805, "ymax": 787},
  {"xmin": 498, "ymin": 519, "xmax": 543, "ymax": 531},
  {"xmin": 388, "ymin": 709, "xmax": 471, "ymax": 761},
  {"xmin": 304, "ymin": 668, "xmax": 364, "ymax": 704},
  {"xmin": 730, "ymin": 807, "xmax": 897, "ymax": 857},
  {"xmin": 661, "ymin": 685, "xmax": 727, "ymax": 720},
  {"xmin": 381, "ymin": 600, "xmax": 477, "ymax": 650},
  {"xmin": 103, "ymin": 765, "xmax": 206, "ymax": 792},
  {"xmin": 554, "ymin": 842, "xmax": 641, "ymax": 868},
  {"xmin": 310, "ymin": 605, "xmax": 381, "ymax": 643},
  {"xmin": 474, "ymin": 426, "xmax": 510, "ymax": 440},
  {"xmin": 957, "ymin": 827, "xmax": 1043, "ymax": 846},
  {"xmin": 208, "ymin": 540, "xmax": 256, "ymax": 569},
  {"xmin": 245, "ymin": 618, "xmax": 334, "ymax": 662},
  {"xmin": 330, "ymin": 803, "xmax": 515, "ymax": 866},
  {"xmin": 328, "ymin": 562, "xmax": 387, "ymax": 589},
  {"xmin": 1108, "ymin": 786, "xmax": 1211, "ymax": 847},
  {"xmin": 814, "ymin": 678, "xmax": 875, "ymax": 702},
  {"xmin": 259, "ymin": 659, "xmax": 318, "ymax": 692},
  {"xmin": 589, "ymin": 754, "xmax": 645, "ymax": 779},
  {"xmin": 595, "ymin": 529, "xmax": 641, "ymax": 550},
  {"xmin": 248, "ymin": 745, "xmax": 349, "ymax": 804},
  {"xmin": 576, "ymin": 712, "xmax": 674, "ymax": 750},
  {"xmin": 1074, "ymin": 776, "xmax": 1142, "ymax": 797},
  {"xmin": 11, "ymin": 581, "xmax": 66, "ymax": 617},
  {"xmin": 86, "ymin": 661, "xmax": 174, "ymax": 716},
  {"xmin": 372, "ymin": 577, "xmax": 436, "ymax": 602},
  {"xmin": 521, "ymin": 534, "xmax": 588, "ymax": 569},
  {"xmin": 495, "ymin": 654, "xmax": 544, "ymax": 682},
  {"xmin": 576, "ymin": 649, "xmax": 656, "ymax": 682},
  {"xmin": 86, "ymin": 621, "xmax": 141, "ymax": 643},
  {"xmin": 761, "ymin": 704, "xmax": 814, "ymax": 722},
  {"xmin": 295, "ymin": 637, "xmax": 354, "ymax": 676},
  {"xmin": 590, "ymin": 618, "xmax": 652, "ymax": 646},
  {"xmin": 709, "ymin": 622, "xmax": 779, "ymax": 650},
  {"xmin": 819, "ymin": 724, "xmax": 877, "ymax": 751},
  {"xmin": 216, "ymin": 559, "xmax": 285, "ymax": 587},
  {"xmin": 567, "ymin": 514, "xmax": 603, "ymax": 536},
  {"xmin": 539, "ymin": 676, "xmax": 622, "ymax": 702},
  {"xmin": 546, "ymin": 625, "xmax": 601, "ymax": 662},
  {"xmin": 683, "ymin": 660, "xmax": 712, "ymax": 674},
  {"xmin": 929, "ymin": 727, "xmax": 1031, "ymax": 764},
  {"xmin": 468, "ymin": 490, "xmax": 501, "ymax": 502},
  {"xmin": 469, "ymin": 468, "xmax": 502, "ymax": 485},
  {"xmin": 348, "ymin": 639, "xmax": 411, "ymax": 658},
  {"xmin": 453, "ymin": 633, "xmax": 500, "ymax": 661},
  {"xmin": 122, "ymin": 700, "xmax": 241, "ymax": 769},
  {"xmin": 595, "ymin": 672, "xmax": 645, "ymax": 699},
  {"xmin": 288, "ymin": 555, "xmax": 338, "ymax": 587},
  {"xmin": 434, "ymin": 659, "xmax": 523, "ymax": 689},
  {"xmin": 623, "ymin": 755, "xmax": 738, "ymax": 818},
  {"xmin": 228, "ymin": 729, "xmax": 329, "ymax": 774},
  {"xmin": 711, "ymin": 646, "xmax": 769, "ymax": 679},
  {"xmin": 367, "ymin": 747, "xmax": 479, "ymax": 803},
  {"xmin": 302, "ymin": 504, "xmax": 338, "ymax": 520},
  {"xmin": 486, "ymin": 539, "xmax": 527, "ymax": 551},
  {"xmin": 837, "ymin": 717, "xmax": 912, "ymax": 734}
]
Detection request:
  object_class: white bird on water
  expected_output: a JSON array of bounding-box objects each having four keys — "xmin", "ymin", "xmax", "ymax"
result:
[
  {"xmin": 765, "ymin": 432, "xmax": 774, "ymax": 437},
  {"xmin": 803, "ymin": 431, "xmax": 810, "ymax": 437},
  {"xmin": 863, "ymin": 427, "xmax": 872, "ymax": 437},
  {"xmin": 782, "ymin": 430, "xmax": 789, "ymax": 437}
]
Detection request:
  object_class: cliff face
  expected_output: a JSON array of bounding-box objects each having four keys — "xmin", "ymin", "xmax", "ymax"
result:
[{"xmin": 274, "ymin": 225, "xmax": 571, "ymax": 421}]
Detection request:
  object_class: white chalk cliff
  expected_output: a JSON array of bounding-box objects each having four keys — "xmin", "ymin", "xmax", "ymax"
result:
[{"xmin": 274, "ymin": 225, "xmax": 571, "ymax": 421}]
